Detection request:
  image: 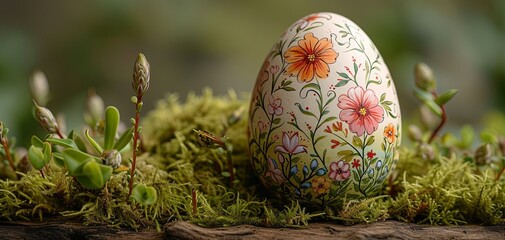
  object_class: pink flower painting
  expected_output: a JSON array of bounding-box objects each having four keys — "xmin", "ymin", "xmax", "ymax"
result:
[
  {"xmin": 328, "ymin": 160, "xmax": 350, "ymax": 181},
  {"xmin": 337, "ymin": 86, "xmax": 384, "ymax": 136}
]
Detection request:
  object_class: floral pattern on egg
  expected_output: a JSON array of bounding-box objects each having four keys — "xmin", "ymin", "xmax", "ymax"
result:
[{"xmin": 248, "ymin": 12, "xmax": 402, "ymax": 207}]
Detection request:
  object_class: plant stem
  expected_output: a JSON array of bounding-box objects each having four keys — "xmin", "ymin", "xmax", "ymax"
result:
[
  {"xmin": 496, "ymin": 166, "xmax": 505, "ymax": 181},
  {"xmin": 1, "ymin": 139, "xmax": 16, "ymax": 174},
  {"xmin": 39, "ymin": 169, "xmax": 45, "ymax": 178},
  {"xmin": 191, "ymin": 188, "xmax": 197, "ymax": 216},
  {"xmin": 128, "ymin": 92, "xmax": 142, "ymax": 198},
  {"xmin": 428, "ymin": 104, "xmax": 446, "ymax": 144}
]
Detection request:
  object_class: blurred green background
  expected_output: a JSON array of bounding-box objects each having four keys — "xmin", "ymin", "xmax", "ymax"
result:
[{"xmin": 1, "ymin": 0, "xmax": 504, "ymax": 146}]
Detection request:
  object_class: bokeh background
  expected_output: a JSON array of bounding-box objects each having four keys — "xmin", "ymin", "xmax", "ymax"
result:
[{"xmin": 1, "ymin": 0, "xmax": 504, "ymax": 146}]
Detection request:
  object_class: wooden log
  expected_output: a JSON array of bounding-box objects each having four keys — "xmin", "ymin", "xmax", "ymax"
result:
[{"xmin": 1, "ymin": 218, "xmax": 504, "ymax": 240}]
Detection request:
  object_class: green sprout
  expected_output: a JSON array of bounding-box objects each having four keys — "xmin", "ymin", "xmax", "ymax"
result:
[
  {"xmin": 128, "ymin": 53, "xmax": 150, "ymax": 198},
  {"xmin": 0, "ymin": 122, "xmax": 16, "ymax": 176},
  {"xmin": 131, "ymin": 183, "xmax": 158, "ymax": 206},
  {"xmin": 413, "ymin": 62, "xmax": 458, "ymax": 143}
]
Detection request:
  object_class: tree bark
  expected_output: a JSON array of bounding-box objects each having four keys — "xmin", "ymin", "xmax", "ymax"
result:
[{"xmin": 1, "ymin": 218, "xmax": 504, "ymax": 240}]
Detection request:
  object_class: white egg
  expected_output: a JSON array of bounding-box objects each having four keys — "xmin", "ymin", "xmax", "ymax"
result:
[{"xmin": 248, "ymin": 12, "xmax": 401, "ymax": 207}]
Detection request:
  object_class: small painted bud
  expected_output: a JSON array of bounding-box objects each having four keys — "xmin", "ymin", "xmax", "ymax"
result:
[
  {"xmin": 87, "ymin": 89, "xmax": 105, "ymax": 124},
  {"xmin": 414, "ymin": 62, "xmax": 436, "ymax": 92},
  {"xmin": 33, "ymin": 100, "xmax": 59, "ymax": 134},
  {"xmin": 474, "ymin": 143, "xmax": 493, "ymax": 165},
  {"xmin": 132, "ymin": 53, "xmax": 150, "ymax": 96},
  {"xmin": 101, "ymin": 149, "xmax": 122, "ymax": 169},
  {"xmin": 29, "ymin": 70, "xmax": 50, "ymax": 106}
]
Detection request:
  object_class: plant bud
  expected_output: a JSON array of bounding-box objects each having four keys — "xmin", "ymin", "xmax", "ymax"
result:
[
  {"xmin": 407, "ymin": 125, "xmax": 423, "ymax": 143},
  {"xmin": 101, "ymin": 149, "xmax": 122, "ymax": 169},
  {"xmin": 414, "ymin": 62, "xmax": 436, "ymax": 92},
  {"xmin": 0, "ymin": 121, "xmax": 4, "ymax": 140},
  {"xmin": 132, "ymin": 53, "xmax": 150, "ymax": 96},
  {"xmin": 29, "ymin": 70, "xmax": 50, "ymax": 106},
  {"xmin": 33, "ymin": 100, "xmax": 59, "ymax": 134},
  {"xmin": 418, "ymin": 143, "xmax": 435, "ymax": 161},
  {"xmin": 474, "ymin": 143, "xmax": 493, "ymax": 165},
  {"xmin": 87, "ymin": 89, "xmax": 105, "ymax": 124}
]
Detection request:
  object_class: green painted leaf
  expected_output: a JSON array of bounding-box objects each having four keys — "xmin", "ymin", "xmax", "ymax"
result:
[
  {"xmin": 272, "ymin": 118, "xmax": 281, "ymax": 124},
  {"xmin": 337, "ymin": 150, "xmax": 356, "ymax": 161},
  {"xmin": 283, "ymin": 87, "xmax": 296, "ymax": 92},
  {"xmin": 365, "ymin": 136, "xmax": 375, "ymax": 147},
  {"xmin": 337, "ymin": 72, "xmax": 350, "ymax": 79},
  {"xmin": 352, "ymin": 136, "xmax": 363, "ymax": 148},
  {"xmin": 295, "ymin": 103, "xmax": 316, "ymax": 118},
  {"xmin": 104, "ymin": 106, "xmax": 120, "ymax": 150},
  {"xmin": 380, "ymin": 93, "xmax": 386, "ymax": 102},
  {"xmin": 335, "ymin": 80, "xmax": 349, "ymax": 87}
]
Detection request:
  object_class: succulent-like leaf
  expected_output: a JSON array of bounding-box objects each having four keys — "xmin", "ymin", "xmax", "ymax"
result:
[
  {"xmin": 77, "ymin": 160, "xmax": 112, "ymax": 189},
  {"xmin": 31, "ymin": 135, "xmax": 44, "ymax": 148},
  {"xmin": 114, "ymin": 127, "xmax": 133, "ymax": 151},
  {"xmin": 27, "ymin": 145, "xmax": 46, "ymax": 170},
  {"xmin": 435, "ymin": 89, "xmax": 458, "ymax": 106},
  {"xmin": 46, "ymin": 138, "xmax": 78, "ymax": 149},
  {"xmin": 62, "ymin": 148, "xmax": 95, "ymax": 175},
  {"xmin": 85, "ymin": 129, "xmax": 103, "ymax": 154},
  {"xmin": 104, "ymin": 106, "xmax": 120, "ymax": 150},
  {"xmin": 425, "ymin": 100, "xmax": 443, "ymax": 117},
  {"xmin": 413, "ymin": 88, "xmax": 434, "ymax": 103}
]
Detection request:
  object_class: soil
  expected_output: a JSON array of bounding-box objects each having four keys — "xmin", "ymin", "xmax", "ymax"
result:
[{"xmin": 0, "ymin": 218, "xmax": 504, "ymax": 240}]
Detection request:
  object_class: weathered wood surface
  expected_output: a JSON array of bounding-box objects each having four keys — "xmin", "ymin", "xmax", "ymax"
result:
[{"xmin": 0, "ymin": 218, "xmax": 504, "ymax": 240}]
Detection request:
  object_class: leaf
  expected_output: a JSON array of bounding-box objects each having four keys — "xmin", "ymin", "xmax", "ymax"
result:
[
  {"xmin": 352, "ymin": 136, "xmax": 363, "ymax": 148},
  {"xmin": 337, "ymin": 150, "xmax": 356, "ymax": 161},
  {"xmin": 302, "ymin": 165, "xmax": 309, "ymax": 177},
  {"xmin": 46, "ymin": 138, "xmax": 78, "ymax": 149},
  {"xmin": 31, "ymin": 135, "xmax": 44, "ymax": 148},
  {"xmin": 365, "ymin": 136, "xmax": 375, "ymax": 147},
  {"xmin": 425, "ymin": 100, "xmax": 443, "ymax": 117},
  {"xmin": 314, "ymin": 135, "xmax": 325, "ymax": 144},
  {"xmin": 295, "ymin": 103, "xmax": 316, "ymax": 118},
  {"xmin": 353, "ymin": 61, "xmax": 358, "ymax": 74},
  {"xmin": 335, "ymin": 80, "xmax": 349, "ymax": 87},
  {"xmin": 85, "ymin": 129, "xmax": 104, "ymax": 154},
  {"xmin": 301, "ymin": 182, "xmax": 311, "ymax": 189},
  {"xmin": 104, "ymin": 106, "xmax": 120, "ymax": 150},
  {"xmin": 132, "ymin": 184, "xmax": 158, "ymax": 206},
  {"xmin": 272, "ymin": 118, "xmax": 281, "ymax": 124},
  {"xmin": 283, "ymin": 87, "xmax": 296, "ymax": 92},
  {"xmin": 316, "ymin": 168, "xmax": 326, "ymax": 176},
  {"xmin": 380, "ymin": 93, "xmax": 386, "ymax": 102},
  {"xmin": 413, "ymin": 88, "xmax": 435, "ymax": 103},
  {"xmin": 27, "ymin": 145, "xmax": 46, "ymax": 170},
  {"xmin": 435, "ymin": 89, "xmax": 458, "ymax": 106},
  {"xmin": 62, "ymin": 148, "xmax": 96, "ymax": 175},
  {"xmin": 77, "ymin": 161, "xmax": 112, "ymax": 189},
  {"xmin": 114, "ymin": 127, "xmax": 134, "ymax": 151},
  {"xmin": 337, "ymin": 72, "xmax": 350, "ymax": 79}
]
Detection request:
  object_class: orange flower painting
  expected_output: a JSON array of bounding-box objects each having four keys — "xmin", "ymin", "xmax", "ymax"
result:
[
  {"xmin": 284, "ymin": 33, "xmax": 338, "ymax": 82},
  {"xmin": 383, "ymin": 123, "xmax": 396, "ymax": 144}
]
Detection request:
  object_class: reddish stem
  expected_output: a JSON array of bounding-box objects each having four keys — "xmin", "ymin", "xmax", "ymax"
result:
[
  {"xmin": 1, "ymin": 139, "xmax": 16, "ymax": 174},
  {"xmin": 496, "ymin": 166, "xmax": 505, "ymax": 181},
  {"xmin": 128, "ymin": 92, "xmax": 143, "ymax": 198},
  {"xmin": 428, "ymin": 91, "xmax": 447, "ymax": 144},
  {"xmin": 191, "ymin": 188, "xmax": 197, "ymax": 216},
  {"xmin": 55, "ymin": 128, "xmax": 65, "ymax": 139}
]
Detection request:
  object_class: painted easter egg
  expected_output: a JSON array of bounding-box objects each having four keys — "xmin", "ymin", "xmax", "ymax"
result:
[{"xmin": 248, "ymin": 12, "xmax": 401, "ymax": 208}]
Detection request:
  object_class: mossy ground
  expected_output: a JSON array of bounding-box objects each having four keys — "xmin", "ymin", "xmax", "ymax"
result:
[{"xmin": 1, "ymin": 89, "xmax": 505, "ymax": 230}]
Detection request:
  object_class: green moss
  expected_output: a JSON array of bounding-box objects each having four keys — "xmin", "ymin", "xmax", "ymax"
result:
[{"xmin": 1, "ymin": 90, "xmax": 505, "ymax": 229}]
